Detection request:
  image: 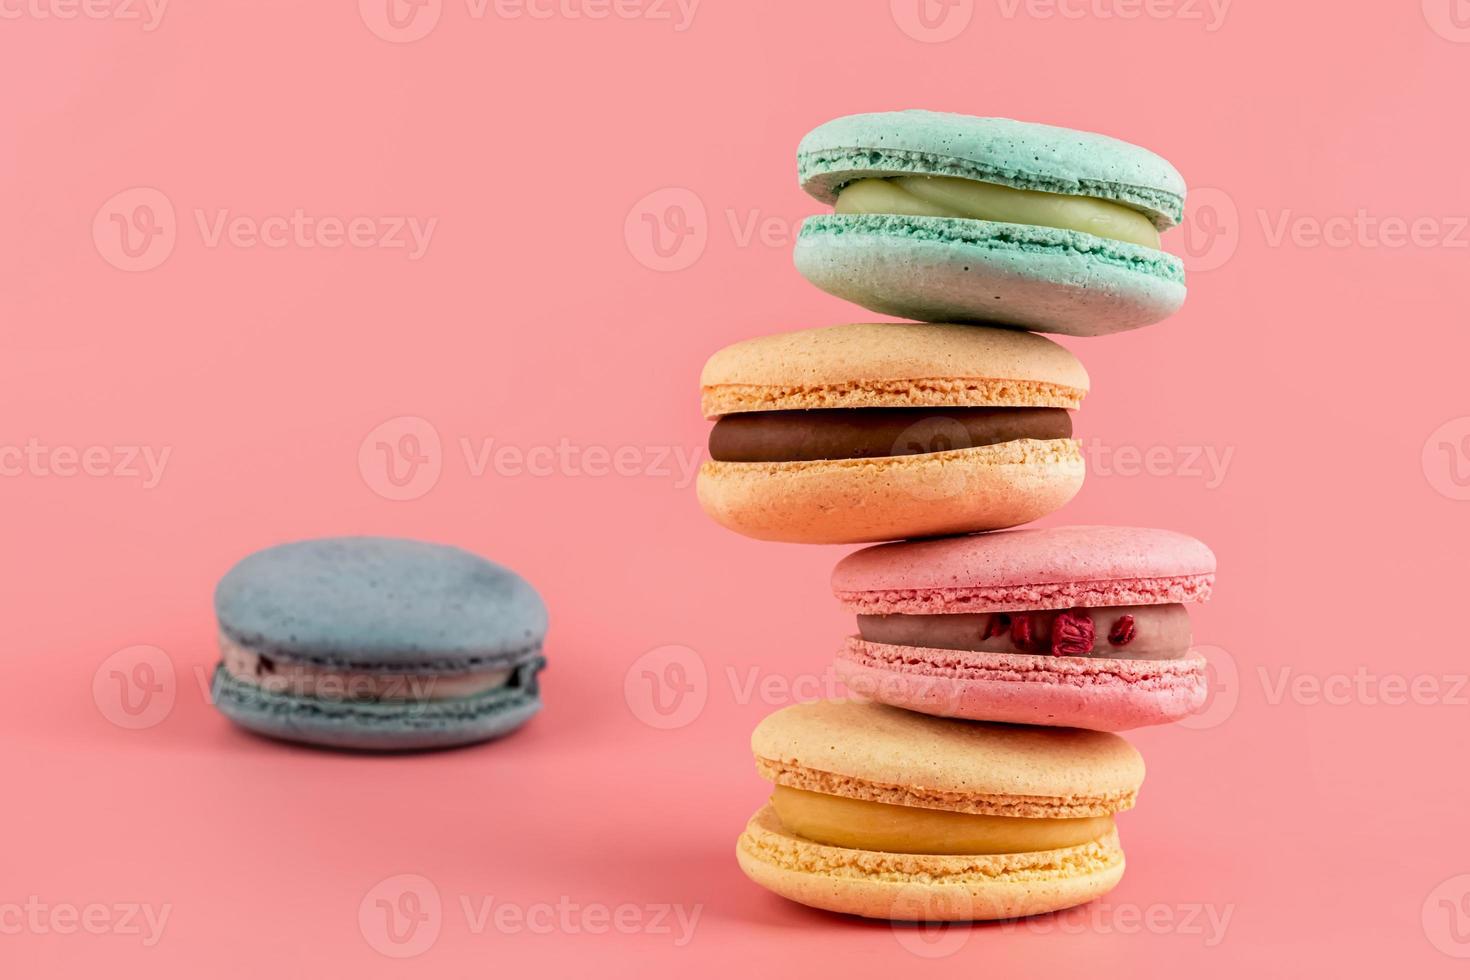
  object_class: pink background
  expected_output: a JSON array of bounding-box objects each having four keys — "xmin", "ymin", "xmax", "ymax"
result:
[{"xmin": 4, "ymin": 1, "xmax": 1469, "ymax": 975}]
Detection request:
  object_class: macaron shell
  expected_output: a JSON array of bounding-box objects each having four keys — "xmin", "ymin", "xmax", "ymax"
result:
[
  {"xmin": 737, "ymin": 805, "xmax": 1126, "ymax": 921},
  {"xmin": 836, "ymin": 639, "xmax": 1209, "ymax": 732},
  {"xmin": 798, "ymin": 110, "xmax": 1185, "ymax": 227},
  {"xmin": 794, "ymin": 214, "xmax": 1185, "ymax": 337},
  {"xmin": 700, "ymin": 321, "xmax": 1088, "ymax": 419},
  {"xmin": 834, "ymin": 525, "xmax": 1216, "ymax": 614},
  {"xmin": 214, "ymin": 536, "xmax": 548, "ymax": 671},
  {"xmin": 697, "ymin": 440, "xmax": 1083, "ymax": 545},
  {"xmin": 752, "ymin": 700, "xmax": 1143, "ymax": 817},
  {"xmin": 210, "ymin": 662, "xmax": 544, "ymax": 751}
]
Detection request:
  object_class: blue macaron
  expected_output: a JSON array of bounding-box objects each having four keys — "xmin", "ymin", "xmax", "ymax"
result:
[
  {"xmin": 794, "ymin": 110, "xmax": 1187, "ymax": 336},
  {"xmin": 211, "ymin": 537, "xmax": 547, "ymax": 751}
]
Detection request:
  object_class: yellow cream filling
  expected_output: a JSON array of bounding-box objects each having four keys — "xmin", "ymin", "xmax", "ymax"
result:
[
  {"xmin": 834, "ymin": 175, "xmax": 1162, "ymax": 249},
  {"xmin": 770, "ymin": 785, "xmax": 1113, "ymax": 855}
]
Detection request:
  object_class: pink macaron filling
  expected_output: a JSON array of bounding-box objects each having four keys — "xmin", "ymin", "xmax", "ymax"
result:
[
  {"xmin": 218, "ymin": 633, "xmax": 513, "ymax": 702},
  {"xmin": 856, "ymin": 603, "xmax": 1191, "ymax": 661}
]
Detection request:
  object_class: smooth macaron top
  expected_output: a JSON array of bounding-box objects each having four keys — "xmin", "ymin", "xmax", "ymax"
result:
[
  {"xmin": 215, "ymin": 537, "xmax": 547, "ymax": 672},
  {"xmin": 701, "ymin": 323, "xmax": 1088, "ymax": 419},
  {"xmin": 798, "ymin": 111, "xmax": 1185, "ymax": 229},
  {"xmin": 753, "ymin": 699, "xmax": 1142, "ymax": 818},
  {"xmin": 834, "ymin": 525, "xmax": 1215, "ymax": 615}
]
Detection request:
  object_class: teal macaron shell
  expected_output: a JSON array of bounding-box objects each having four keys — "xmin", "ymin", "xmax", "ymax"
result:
[
  {"xmin": 211, "ymin": 536, "xmax": 547, "ymax": 751},
  {"xmin": 794, "ymin": 111, "xmax": 1187, "ymax": 335},
  {"xmin": 798, "ymin": 110, "xmax": 1185, "ymax": 227}
]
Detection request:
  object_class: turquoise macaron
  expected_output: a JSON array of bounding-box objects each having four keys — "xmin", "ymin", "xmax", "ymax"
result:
[
  {"xmin": 210, "ymin": 537, "xmax": 547, "ymax": 751},
  {"xmin": 794, "ymin": 110, "xmax": 1187, "ymax": 336}
]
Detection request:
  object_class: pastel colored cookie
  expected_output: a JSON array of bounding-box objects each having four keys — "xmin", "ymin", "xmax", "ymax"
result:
[
  {"xmin": 737, "ymin": 699, "xmax": 1144, "ymax": 920},
  {"xmin": 211, "ymin": 537, "xmax": 547, "ymax": 751},
  {"xmin": 794, "ymin": 110, "xmax": 1186, "ymax": 335},
  {"xmin": 697, "ymin": 322, "xmax": 1088, "ymax": 544},
  {"xmin": 831, "ymin": 525, "xmax": 1215, "ymax": 731}
]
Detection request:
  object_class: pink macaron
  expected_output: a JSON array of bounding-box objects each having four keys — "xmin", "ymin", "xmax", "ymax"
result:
[{"xmin": 831, "ymin": 526, "xmax": 1216, "ymax": 731}]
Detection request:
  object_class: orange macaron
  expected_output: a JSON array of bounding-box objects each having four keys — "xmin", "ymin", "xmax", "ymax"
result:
[{"xmin": 697, "ymin": 322, "xmax": 1088, "ymax": 544}]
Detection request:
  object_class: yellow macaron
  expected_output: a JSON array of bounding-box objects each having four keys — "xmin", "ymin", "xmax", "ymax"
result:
[{"xmin": 737, "ymin": 699, "xmax": 1144, "ymax": 921}]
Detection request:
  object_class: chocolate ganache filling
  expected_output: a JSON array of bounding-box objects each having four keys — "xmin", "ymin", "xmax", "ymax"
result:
[{"xmin": 708, "ymin": 407, "xmax": 1071, "ymax": 464}]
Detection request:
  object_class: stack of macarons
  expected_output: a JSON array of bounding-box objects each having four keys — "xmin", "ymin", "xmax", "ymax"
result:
[{"xmin": 697, "ymin": 110, "xmax": 1216, "ymax": 921}]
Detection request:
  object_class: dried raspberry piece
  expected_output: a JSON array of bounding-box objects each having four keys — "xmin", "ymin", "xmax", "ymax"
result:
[
  {"xmin": 981, "ymin": 613, "xmax": 1011, "ymax": 640},
  {"xmin": 1011, "ymin": 614, "xmax": 1034, "ymax": 652},
  {"xmin": 1011, "ymin": 614, "xmax": 1046, "ymax": 652},
  {"xmin": 1108, "ymin": 615, "xmax": 1138, "ymax": 647},
  {"xmin": 1051, "ymin": 609, "xmax": 1096, "ymax": 657}
]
